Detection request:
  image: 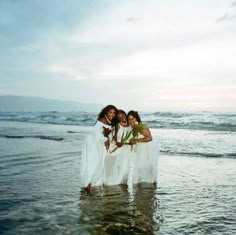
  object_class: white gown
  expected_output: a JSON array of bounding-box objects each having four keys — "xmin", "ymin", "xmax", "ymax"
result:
[
  {"xmin": 103, "ymin": 125, "xmax": 135, "ymax": 186},
  {"xmin": 132, "ymin": 133, "xmax": 159, "ymax": 184},
  {"xmin": 80, "ymin": 121, "xmax": 114, "ymax": 187}
]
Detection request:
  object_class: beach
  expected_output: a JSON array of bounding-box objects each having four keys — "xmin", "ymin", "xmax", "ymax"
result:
[
  {"xmin": 0, "ymin": 116, "xmax": 236, "ymax": 234},
  {"xmin": 2, "ymin": 0, "xmax": 236, "ymax": 233}
]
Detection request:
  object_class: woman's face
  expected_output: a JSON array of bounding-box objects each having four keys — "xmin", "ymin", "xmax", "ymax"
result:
[
  {"xmin": 128, "ymin": 115, "xmax": 137, "ymax": 128},
  {"xmin": 106, "ymin": 108, "xmax": 116, "ymax": 121},
  {"xmin": 117, "ymin": 113, "xmax": 127, "ymax": 124}
]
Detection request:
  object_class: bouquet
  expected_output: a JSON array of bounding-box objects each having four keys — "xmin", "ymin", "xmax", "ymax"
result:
[
  {"xmin": 102, "ymin": 126, "xmax": 112, "ymax": 138},
  {"xmin": 102, "ymin": 126, "xmax": 116, "ymax": 152},
  {"xmin": 120, "ymin": 130, "xmax": 133, "ymax": 144},
  {"xmin": 110, "ymin": 123, "xmax": 146, "ymax": 153},
  {"xmin": 131, "ymin": 122, "xmax": 146, "ymax": 140}
]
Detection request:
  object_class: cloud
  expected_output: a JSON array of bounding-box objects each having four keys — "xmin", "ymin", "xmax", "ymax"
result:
[
  {"xmin": 217, "ymin": 13, "xmax": 236, "ymax": 21},
  {"xmin": 64, "ymin": 0, "xmax": 234, "ymax": 81},
  {"xmin": 217, "ymin": 0, "xmax": 236, "ymax": 22},
  {"xmin": 48, "ymin": 65, "xmax": 85, "ymax": 80},
  {"xmin": 91, "ymin": 29, "xmax": 236, "ymax": 83},
  {"xmin": 231, "ymin": 1, "xmax": 236, "ymax": 7},
  {"xmin": 126, "ymin": 16, "xmax": 140, "ymax": 22}
]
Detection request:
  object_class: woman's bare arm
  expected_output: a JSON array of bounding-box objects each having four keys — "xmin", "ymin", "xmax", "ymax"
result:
[{"xmin": 136, "ymin": 127, "xmax": 152, "ymax": 143}]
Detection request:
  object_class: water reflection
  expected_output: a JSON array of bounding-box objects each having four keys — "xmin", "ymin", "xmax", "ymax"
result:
[{"xmin": 79, "ymin": 184, "xmax": 162, "ymax": 234}]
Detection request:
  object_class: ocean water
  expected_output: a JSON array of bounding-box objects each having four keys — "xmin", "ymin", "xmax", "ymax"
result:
[
  {"xmin": 0, "ymin": 111, "xmax": 236, "ymax": 234},
  {"xmin": 0, "ymin": 111, "xmax": 236, "ymax": 132},
  {"xmin": 1, "ymin": 111, "xmax": 235, "ymax": 159}
]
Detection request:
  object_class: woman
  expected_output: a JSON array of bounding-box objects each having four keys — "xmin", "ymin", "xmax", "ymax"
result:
[
  {"xmin": 80, "ymin": 105, "xmax": 117, "ymax": 191},
  {"xmin": 103, "ymin": 110, "xmax": 134, "ymax": 185},
  {"xmin": 127, "ymin": 110, "xmax": 159, "ymax": 184}
]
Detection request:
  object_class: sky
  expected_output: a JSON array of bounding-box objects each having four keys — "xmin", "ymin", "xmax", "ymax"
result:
[{"xmin": 0, "ymin": 0, "xmax": 236, "ymax": 111}]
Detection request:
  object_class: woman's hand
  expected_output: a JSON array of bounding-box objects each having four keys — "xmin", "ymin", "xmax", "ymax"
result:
[
  {"xmin": 116, "ymin": 142, "xmax": 122, "ymax": 147},
  {"xmin": 104, "ymin": 139, "xmax": 110, "ymax": 150},
  {"xmin": 129, "ymin": 140, "xmax": 137, "ymax": 145}
]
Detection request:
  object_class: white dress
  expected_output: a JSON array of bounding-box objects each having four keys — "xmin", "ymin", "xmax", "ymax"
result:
[
  {"xmin": 103, "ymin": 125, "xmax": 135, "ymax": 186},
  {"xmin": 132, "ymin": 133, "xmax": 159, "ymax": 184},
  {"xmin": 80, "ymin": 121, "xmax": 114, "ymax": 187}
]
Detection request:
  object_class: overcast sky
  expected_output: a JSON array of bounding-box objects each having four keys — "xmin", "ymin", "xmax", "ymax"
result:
[{"xmin": 0, "ymin": 0, "xmax": 236, "ymax": 111}]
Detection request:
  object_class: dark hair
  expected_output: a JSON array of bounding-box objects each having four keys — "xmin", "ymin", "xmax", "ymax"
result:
[
  {"xmin": 98, "ymin": 105, "xmax": 118, "ymax": 126},
  {"xmin": 127, "ymin": 110, "xmax": 141, "ymax": 123},
  {"xmin": 117, "ymin": 109, "xmax": 127, "ymax": 118}
]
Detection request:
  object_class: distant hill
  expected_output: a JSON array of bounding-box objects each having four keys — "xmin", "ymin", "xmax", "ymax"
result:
[{"xmin": 0, "ymin": 95, "xmax": 102, "ymax": 112}]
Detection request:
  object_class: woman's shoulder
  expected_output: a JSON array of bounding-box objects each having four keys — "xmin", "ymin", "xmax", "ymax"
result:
[
  {"xmin": 98, "ymin": 117, "xmax": 106, "ymax": 123},
  {"xmin": 96, "ymin": 119, "xmax": 110, "ymax": 128},
  {"xmin": 95, "ymin": 119, "xmax": 104, "ymax": 127}
]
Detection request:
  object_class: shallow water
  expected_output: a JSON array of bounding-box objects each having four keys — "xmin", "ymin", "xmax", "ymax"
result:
[{"xmin": 0, "ymin": 121, "xmax": 236, "ymax": 234}]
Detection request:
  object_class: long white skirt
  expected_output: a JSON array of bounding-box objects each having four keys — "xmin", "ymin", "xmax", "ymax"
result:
[
  {"xmin": 132, "ymin": 140, "xmax": 160, "ymax": 184},
  {"xmin": 103, "ymin": 145, "xmax": 135, "ymax": 186},
  {"xmin": 80, "ymin": 134, "xmax": 106, "ymax": 187}
]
